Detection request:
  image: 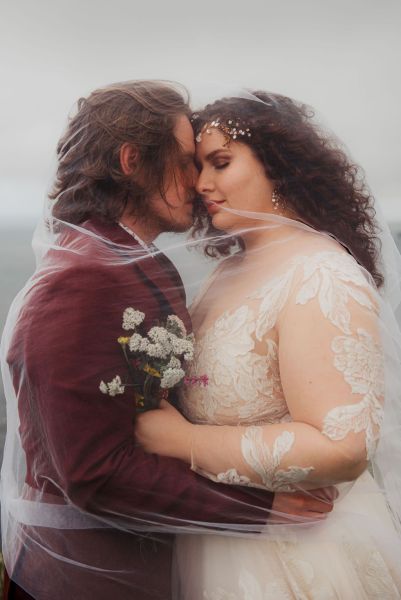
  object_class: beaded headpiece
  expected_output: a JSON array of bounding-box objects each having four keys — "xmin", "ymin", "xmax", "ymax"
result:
[{"xmin": 192, "ymin": 115, "xmax": 251, "ymax": 146}]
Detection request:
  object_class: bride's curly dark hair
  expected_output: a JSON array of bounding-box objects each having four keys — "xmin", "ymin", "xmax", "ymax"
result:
[{"xmin": 191, "ymin": 92, "xmax": 384, "ymax": 288}]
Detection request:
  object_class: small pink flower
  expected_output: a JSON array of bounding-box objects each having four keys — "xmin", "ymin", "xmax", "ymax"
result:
[
  {"xmin": 200, "ymin": 374, "xmax": 209, "ymax": 387},
  {"xmin": 184, "ymin": 374, "xmax": 209, "ymax": 387}
]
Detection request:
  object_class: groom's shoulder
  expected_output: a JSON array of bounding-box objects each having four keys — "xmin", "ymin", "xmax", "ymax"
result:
[
  {"xmin": 42, "ymin": 222, "xmax": 144, "ymax": 288},
  {"xmin": 43, "ymin": 254, "xmax": 129, "ymax": 289},
  {"xmin": 28, "ymin": 252, "xmax": 144, "ymax": 317}
]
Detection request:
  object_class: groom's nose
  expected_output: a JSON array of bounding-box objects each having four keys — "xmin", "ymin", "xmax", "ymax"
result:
[
  {"xmin": 182, "ymin": 161, "xmax": 198, "ymax": 191},
  {"xmin": 188, "ymin": 162, "xmax": 198, "ymax": 188}
]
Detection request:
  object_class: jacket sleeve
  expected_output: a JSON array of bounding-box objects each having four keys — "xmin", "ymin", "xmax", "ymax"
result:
[{"xmin": 13, "ymin": 262, "xmax": 274, "ymax": 531}]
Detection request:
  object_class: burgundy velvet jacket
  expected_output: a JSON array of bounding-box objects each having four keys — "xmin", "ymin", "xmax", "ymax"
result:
[{"xmin": 6, "ymin": 219, "xmax": 274, "ymax": 600}]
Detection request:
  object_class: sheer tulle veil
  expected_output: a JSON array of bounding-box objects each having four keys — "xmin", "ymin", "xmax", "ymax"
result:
[{"xmin": 1, "ymin": 82, "xmax": 401, "ymax": 598}]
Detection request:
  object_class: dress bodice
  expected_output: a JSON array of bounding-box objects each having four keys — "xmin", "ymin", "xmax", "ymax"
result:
[
  {"xmin": 179, "ymin": 240, "xmax": 382, "ymax": 450},
  {"xmin": 179, "ymin": 299, "xmax": 290, "ymax": 426}
]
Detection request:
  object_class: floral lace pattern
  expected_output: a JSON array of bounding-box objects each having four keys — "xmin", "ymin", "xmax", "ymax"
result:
[
  {"xmin": 248, "ymin": 266, "xmax": 297, "ymax": 340},
  {"xmin": 201, "ymin": 537, "xmax": 400, "ymax": 600},
  {"xmin": 181, "ymin": 250, "xmax": 381, "ymax": 463},
  {"xmin": 342, "ymin": 539, "xmax": 401, "ymax": 598},
  {"xmin": 179, "ymin": 246, "xmax": 399, "ymax": 599},
  {"xmin": 180, "ymin": 304, "xmax": 289, "ymax": 426},
  {"xmin": 294, "ymin": 251, "xmax": 375, "ymax": 334},
  {"xmin": 240, "ymin": 427, "xmax": 314, "ymax": 492},
  {"xmin": 203, "ymin": 555, "xmax": 338, "ymax": 599},
  {"xmin": 216, "ymin": 468, "xmax": 251, "ymax": 486},
  {"xmin": 249, "ymin": 251, "xmax": 375, "ymax": 337},
  {"xmin": 323, "ymin": 328, "xmax": 385, "ymax": 459}
]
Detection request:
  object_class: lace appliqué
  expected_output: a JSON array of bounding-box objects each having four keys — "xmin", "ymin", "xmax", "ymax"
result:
[
  {"xmin": 249, "ymin": 251, "xmax": 375, "ymax": 339},
  {"xmin": 180, "ymin": 305, "xmax": 288, "ymax": 425},
  {"xmin": 322, "ymin": 328, "xmax": 384, "ymax": 459},
  {"xmin": 342, "ymin": 540, "xmax": 401, "ymax": 599},
  {"xmin": 295, "ymin": 251, "xmax": 375, "ymax": 334},
  {"xmin": 248, "ymin": 266, "xmax": 297, "ymax": 340},
  {"xmin": 182, "ymin": 250, "xmax": 375, "ymax": 429},
  {"xmin": 240, "ymin": 426, "xmax": 314, "ymax": 491},
  {"xmin": 269, "ymin": 540, "xmax": 339, "ymax": 600},
  {"xmin": 215, "ymin": 469, "xmax": 251, "ymax": 486},
  {"xmin": 204, "ymin": 561, "xmax": 337, "ymax": 600},
  {"xmin": 202, "ymin": 540, "xmax": 399, "ymax": 600}
]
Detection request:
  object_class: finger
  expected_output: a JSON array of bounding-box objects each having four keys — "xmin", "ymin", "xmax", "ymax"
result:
[
  {"xmin": 305, "ymin": 486, "xmax": 339, "ymax": 502},
  {"xmin": 306, "ymin": 500, "xmax": 334, "ymax": 513},
  {"xmin": 304, "ymin": 512, "xmax": 328, "ymax": 521},
  {"xmin": 317, "ymin": 486, "xmax": 339, "ymax": 502},
  {"xmin": 286, "ymin": 491, "xmax": 332, "ymax": 506}
]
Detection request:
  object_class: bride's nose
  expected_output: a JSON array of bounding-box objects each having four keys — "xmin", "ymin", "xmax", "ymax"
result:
[{"xmin": 195, "ymin": 170, "xmax": 215, "ymax": 196}]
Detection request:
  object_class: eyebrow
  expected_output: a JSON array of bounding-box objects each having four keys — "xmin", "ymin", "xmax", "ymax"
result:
[{"xmin": 205, "ymin": 149, "xmax": 231, "ymax": 161}]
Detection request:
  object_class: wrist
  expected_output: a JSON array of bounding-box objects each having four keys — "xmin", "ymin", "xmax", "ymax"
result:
[{"xmin": 173, "ymin": 421, "xmax": 195, "ymax": 464}]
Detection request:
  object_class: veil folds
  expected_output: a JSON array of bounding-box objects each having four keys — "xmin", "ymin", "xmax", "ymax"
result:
[{"xmin": 1, "ymin": 88, "xmax": 401, "ymax": 598}]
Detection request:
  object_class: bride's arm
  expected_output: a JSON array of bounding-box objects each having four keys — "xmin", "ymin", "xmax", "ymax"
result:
[{"xmin": 137, "ymin": 266, "xmax": 383, "ymax": 492}]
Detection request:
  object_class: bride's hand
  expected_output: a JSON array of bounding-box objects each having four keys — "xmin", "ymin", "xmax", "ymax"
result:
[{"xmin": 135, "ymin": 400, "xmax": 193, "ymax": 462}]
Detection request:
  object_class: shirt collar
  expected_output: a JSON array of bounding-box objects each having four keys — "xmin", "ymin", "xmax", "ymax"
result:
[{"xmin": 118, "ymin": 222, "xmax": 158, "ymax": 256}]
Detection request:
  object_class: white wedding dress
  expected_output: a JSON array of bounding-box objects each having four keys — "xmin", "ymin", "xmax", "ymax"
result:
[{"xmin": 176, "ymin": 230, "xmax": 401, "ymax": 599}]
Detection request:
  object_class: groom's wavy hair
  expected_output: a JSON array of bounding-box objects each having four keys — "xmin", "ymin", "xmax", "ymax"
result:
[
  {"xmin": 191, "ymin": 93, "xmax": 384, "ymax": 289},
  {"xmin": 50, "ymin": 80, "xmax": 191, "ymax": 224}
]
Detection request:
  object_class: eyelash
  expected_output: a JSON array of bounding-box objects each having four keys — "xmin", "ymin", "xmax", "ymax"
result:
[{"xmin": 214, "ymin": 162, "xmax": 229, "ymax": 170}]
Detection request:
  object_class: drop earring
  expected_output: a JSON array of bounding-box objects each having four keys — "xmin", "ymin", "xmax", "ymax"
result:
[{"xmin": 271, "ymin": 188, "xmax": 282, "ymax": 211}]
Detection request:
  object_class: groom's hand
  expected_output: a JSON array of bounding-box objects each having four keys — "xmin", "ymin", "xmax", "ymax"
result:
[{"xmin": 270, "ymin": 487, "xmax": 338, "ymax": 523}]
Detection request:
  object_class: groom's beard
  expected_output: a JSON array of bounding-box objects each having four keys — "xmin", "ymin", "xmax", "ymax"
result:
[{"xmin": 154, "ymin": 200, "xmax": 195, "ymax": 235}]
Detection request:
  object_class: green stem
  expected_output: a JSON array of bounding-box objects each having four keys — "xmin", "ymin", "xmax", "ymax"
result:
[{"xmin": 121, "ymin": 344, "xmax": 138, "ymax": 384}]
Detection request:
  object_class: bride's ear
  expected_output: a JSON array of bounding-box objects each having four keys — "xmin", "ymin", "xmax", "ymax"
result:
[{"xmin": 120, "ymin": 143, "xmax": 139, "ymax": 176}]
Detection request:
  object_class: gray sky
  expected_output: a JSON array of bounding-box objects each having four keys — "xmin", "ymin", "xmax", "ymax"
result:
[{"xmin": 1, "ymin": 0, "xmax": 400, "ymax": 223}]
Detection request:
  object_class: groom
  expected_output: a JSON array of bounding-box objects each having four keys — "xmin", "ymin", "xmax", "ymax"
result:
[{"xmin": 3, "ymin": 81, "xmax": 334, "ymax": 600}]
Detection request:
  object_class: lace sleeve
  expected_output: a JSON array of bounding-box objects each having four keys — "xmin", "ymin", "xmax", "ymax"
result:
[
  {"xmin": 278, "ymin": 251, "xmax": 383, "ymax": 461},
  {"xmin": 190, "ymin": 251, "xmax": 384, "ymax": 492}
]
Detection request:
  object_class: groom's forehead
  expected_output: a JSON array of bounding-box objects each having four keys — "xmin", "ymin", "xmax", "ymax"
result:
[{"xmin": 173, "ymin": 115, "xmax": 196, "ymax": 155}]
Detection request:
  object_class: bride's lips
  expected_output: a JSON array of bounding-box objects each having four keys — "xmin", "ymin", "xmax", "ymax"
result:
[{"xmin": 204, "ymin": 199, "xmax": 226, "ymax": 215}]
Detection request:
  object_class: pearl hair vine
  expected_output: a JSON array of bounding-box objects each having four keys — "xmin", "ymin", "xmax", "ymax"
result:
[{"xmin": 192, "ymin": 114, "xmax": 252, "ymax": 145}]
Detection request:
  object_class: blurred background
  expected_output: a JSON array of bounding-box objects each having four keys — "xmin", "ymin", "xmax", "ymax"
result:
[{"xmin": 1, "ymin": 0, "xmax": 400, "ymax": 465}]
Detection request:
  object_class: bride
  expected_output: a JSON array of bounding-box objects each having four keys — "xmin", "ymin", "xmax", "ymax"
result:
[{"xmin": 136, "ymin": 91, "xmax": 401, "ymax": 598}]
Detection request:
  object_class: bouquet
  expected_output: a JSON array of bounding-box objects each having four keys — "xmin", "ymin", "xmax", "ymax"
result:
[{"xmin": 99, "ymin": 308, "xmax": 206, "ymax": 411}]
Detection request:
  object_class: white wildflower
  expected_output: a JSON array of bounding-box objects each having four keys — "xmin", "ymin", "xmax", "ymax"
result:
[
  {"xmin": 160, "ymin": 367, "xmax": 185, "ymax": 389},
  {"xmin": 100, "ymin": 375, "xmax": 125, "ymax": 397},
  {"xmin": 148, "ymin": 326, "xmax": 171, "ymax": 347},
  {"xmin": 139, "ymin": 338, "xmax": 150, "ymax": 352},
  {"xmin": 168, "ymin": 333, "xmax": 194, "ymax": 359},
  {"xmin": 146, "ymin": 342, "xmax": 169, "ymax": 359},
  {"xmin": 122, "ymin": 308, "xmax": 145, "ymax": 331},
  {"xmin": 166, "ymin": 315, "xmax": 187, "ymax": 337},
  {"xmin": 129, "ymin": 333, "xmax": 144, "ymax": 352},
  {"xmin": 183, "ymin": 336, "xmax": 195, "ymax": 360},
  {"xmin": 168, "ymin": 333, "xmax": 188, "ymax": 355},
  {"xmin": 166, "ymin": 356, "xmax": 181, "ymax": 370},
  {"xmin": 183, "ymin": 347, "xmax": 194, "ymax": 362},
  {"xmin": 99, "ymin": 381, "xmax": 108, "ymax": 394}
]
